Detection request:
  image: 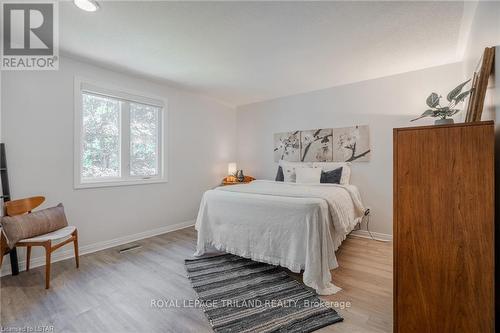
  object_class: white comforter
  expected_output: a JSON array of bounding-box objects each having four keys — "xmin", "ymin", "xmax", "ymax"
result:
[{"xmin": 194, "ymin": 180, "xmax": 365, "ymax": 295}]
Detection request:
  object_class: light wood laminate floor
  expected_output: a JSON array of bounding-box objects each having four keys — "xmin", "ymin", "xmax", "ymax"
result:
[{"xmin": 1, "ymin": 227, "xmax": 392, "ymax": 332}]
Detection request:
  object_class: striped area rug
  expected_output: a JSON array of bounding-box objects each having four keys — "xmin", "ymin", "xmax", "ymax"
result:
[{"xmin": 185, "ymin": 254, "xmax": 343, "ymax": 333}]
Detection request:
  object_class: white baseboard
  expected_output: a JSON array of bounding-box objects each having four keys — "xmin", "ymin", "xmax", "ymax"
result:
[
  {"xmin": 350, "ymin": 229, "xmax": 393, "ymax": 242},
  {"xmin": 1, "ymin": 220, "xmax": 195, "ymax": 277}
]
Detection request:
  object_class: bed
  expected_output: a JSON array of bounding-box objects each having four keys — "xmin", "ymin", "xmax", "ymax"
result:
[{"xmin": 194, "ymin": 167, "xmax": 365, "ymax": 295}]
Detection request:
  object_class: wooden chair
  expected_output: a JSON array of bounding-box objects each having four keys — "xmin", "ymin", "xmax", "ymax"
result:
[
  {"xmin": 0, "ymin": 230, "xmax": 9, "ymax": 269},
  {"xmin": 2, "ymin": 196, "xmax": 79, "ymax": 289}
]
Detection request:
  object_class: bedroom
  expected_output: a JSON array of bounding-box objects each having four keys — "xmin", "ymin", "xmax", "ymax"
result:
[{"xmin": 0, "ymin": 1, "xmax": 498, "ymax": 332}]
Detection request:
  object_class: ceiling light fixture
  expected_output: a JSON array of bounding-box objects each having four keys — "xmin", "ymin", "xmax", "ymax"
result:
[{"xmin": 74, "ymin": 0, "xmax": 99, "ymax": 12}]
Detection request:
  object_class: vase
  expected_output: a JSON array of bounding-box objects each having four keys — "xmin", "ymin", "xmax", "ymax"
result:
[
  {"xmin": 434, "ymin": 118, "xmax": 454, "ymax": 125},
  {"xmin": 236, "ymin": 170, "xmax": 244, "ymax": 182}
]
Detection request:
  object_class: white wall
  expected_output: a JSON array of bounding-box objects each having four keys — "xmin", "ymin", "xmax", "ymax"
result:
[
  {"xmin": 1, "ymin": 56, "xmax": 236, "ymax": 272},
  {"xmin": 462, "ymin": 1, "xmax": 500, "ymax": 121},
  {"xmin": 236, "ymin": 63, "xmax": 463, "ymax": 236}
]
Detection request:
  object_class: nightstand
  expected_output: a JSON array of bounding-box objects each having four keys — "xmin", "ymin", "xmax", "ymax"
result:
[{"xmin": 222, "ymin": 176, "xmax": 255, "ymax": 186}]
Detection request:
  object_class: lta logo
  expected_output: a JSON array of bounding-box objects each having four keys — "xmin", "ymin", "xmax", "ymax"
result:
[{"xmin": 1, "ymin": 1, "xmax": 59, "ymax": 70}]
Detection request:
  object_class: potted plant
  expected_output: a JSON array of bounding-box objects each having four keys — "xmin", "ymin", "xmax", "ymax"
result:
[{"xmin": 411, "ymin": 79, "xmax": 473, "ymax": 125}]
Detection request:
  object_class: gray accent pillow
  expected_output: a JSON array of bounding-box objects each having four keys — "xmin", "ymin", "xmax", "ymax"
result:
[
  {"xmin": 0, "ymin": 203, "xmax": 68, "ymax": 249},
  {"xmin": 275, "ymin": 166, "xmax": 284, "ymax": 182},
  {"xmin": 320, "ymin": 167, "xmax": 343, "ymax": 184}
]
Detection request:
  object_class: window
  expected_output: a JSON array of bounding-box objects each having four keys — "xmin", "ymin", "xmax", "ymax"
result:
[{"xmin": 74, "ymin": 78, "xmax": 166, "ymax": 188}]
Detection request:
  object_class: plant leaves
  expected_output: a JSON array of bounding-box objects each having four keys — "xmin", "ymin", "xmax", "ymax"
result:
[
  {"xmin": 447, "ymin": 79, "xmax": 471, "ymax": 102},
  {"xmin": 437, "ymin": 106, "xmax": 450, "ymax": 112},
  {"xmin": 454, "ymin": 89, "xmax": 472, "ymax": 103},
  {"xmin": 421, "ymin": 109, "xmax": 434, "ymax": 117},
  {"xmin": 434, "ymin": 107, "xmax": 450, "ymax": 118},
  {"xmin": 426, "ymin": 93, "xmax": 440, "ymax": 108},
  {"xmin": 410, "ymin": 109, "xmax": 434, "ymax": 122}
]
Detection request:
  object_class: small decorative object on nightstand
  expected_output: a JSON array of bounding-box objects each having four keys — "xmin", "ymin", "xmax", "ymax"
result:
[
  {"xmin": 236, "ymin": 169, "xmax": 244, "ymax": 182},
  {"xmin": 222, "ymin": 175, "xmax": 255, "ymax": 186},
  {"xmin": 222, "ymin": 163, "xmax": 254, "ymax": 185}
]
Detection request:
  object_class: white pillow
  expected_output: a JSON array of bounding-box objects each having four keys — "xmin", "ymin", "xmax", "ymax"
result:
[
  {"xmin": 295, "ymin": 167, "xmax": 322, "ymax": 184},
  {"xmin": 279, "ymin": 160, "xmax": 313, "ymax": 182},
  {"xmin": 281, "ymin": 164, "xmax": 298, "ymax": 182},
  {"xmin": 312, "ymin": 162, "xmax": 351, "ymax": 185}
]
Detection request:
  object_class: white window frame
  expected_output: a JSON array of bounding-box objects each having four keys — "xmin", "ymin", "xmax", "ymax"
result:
[{"xmin": 74, "ymin": 76, "xmax": 168, "ymax": 189}]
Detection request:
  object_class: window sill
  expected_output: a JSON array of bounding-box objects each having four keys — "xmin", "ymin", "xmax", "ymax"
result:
[{"xmin": 74, "ymin": 178, "xmax": 167, "ymax": 190}]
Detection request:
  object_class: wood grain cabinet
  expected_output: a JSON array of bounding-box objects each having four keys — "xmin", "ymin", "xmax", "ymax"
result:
[{"xmin": 393, "ymin": 121, "xmax": 495, "ymax": 332}]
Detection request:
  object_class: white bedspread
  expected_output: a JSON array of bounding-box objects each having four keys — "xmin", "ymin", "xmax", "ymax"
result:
[{"xmin": 194, "ymin": 180, "xmax": 365, "ymax": 295}]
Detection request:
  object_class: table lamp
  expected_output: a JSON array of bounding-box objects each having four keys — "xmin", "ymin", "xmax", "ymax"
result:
[{"xmin": 228, "ymin": 162, "xmax": 237, "ymax": 176}]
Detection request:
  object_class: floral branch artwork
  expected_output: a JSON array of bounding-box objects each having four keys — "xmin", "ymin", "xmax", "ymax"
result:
[
  {"xmin": 273, "ymin": 131, "xmax": 301, "ymax": 161},
  {"xmin": 332, "ymin": 125, "xmax": 371, "ymax": 162},
  {"xmin": 343, "ymin": 142, "xmax": 371, "ymax": 162},
  {"xmin": 274, "ymin": 125, "xmax": 370, "ymax": 162},
  {"xmin": 300, "ymin": 129, "xmax": 333, "ymax": 162}
]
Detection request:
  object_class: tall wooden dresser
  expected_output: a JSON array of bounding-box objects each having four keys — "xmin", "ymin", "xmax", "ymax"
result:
[{"xmin": 393, "ymin": 121, "xmax": 495, "ymax": 332}]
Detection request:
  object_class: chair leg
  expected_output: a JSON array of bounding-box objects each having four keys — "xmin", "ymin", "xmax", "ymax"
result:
[
  {"xmin": 26, "ymin": 246, "xmax": 32, "ymax": 271},
  {"xmin": 72, "ymin": 230, "xmax": 79, "ymax": 269},
  {"xmin": 44, "ymin": 241, "xmax": 51, "ymax": 289},
  {"xmin": 9, "ymin": 248, "xmax": 19, "ymax": 275}
]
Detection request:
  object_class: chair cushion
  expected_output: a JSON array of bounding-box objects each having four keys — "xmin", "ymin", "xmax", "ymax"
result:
[
  {"xmin": 0, "ymin": 203, "xmax": 68, "ymax": 249},
  {"xmin": 18, "ymin": 226, "xmax": 76, "ymax": 243}
]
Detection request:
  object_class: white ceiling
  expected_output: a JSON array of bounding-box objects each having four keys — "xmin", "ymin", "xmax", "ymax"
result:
[{"xmin": 60, "ymin": 1, "xmax": 467, "ymax": 106}]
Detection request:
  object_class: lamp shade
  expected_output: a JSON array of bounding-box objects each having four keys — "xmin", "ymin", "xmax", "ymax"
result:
[
  {"xmin": 228, "ymin": 162, "xmax": 237, "ymax": 175},
  {"xmin": 74, "ymin": 0, "xmax": 99, "ymax": 11}
]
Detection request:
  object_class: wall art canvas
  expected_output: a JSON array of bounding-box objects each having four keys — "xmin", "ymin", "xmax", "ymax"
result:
[
  {"xmin": 274, "ymin": 131, "xmax": 301, "ymax": 162},
  {"xmin": 300, "ymin": 129, "xmax": 333, "ymax": 162},
  {"xmin": 274, "ymin": 125, "xmax": 370, "ymax": 163},
  {"xmin": 332, "ymin": 125, "xmax": 371, "ymax": 162}
]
